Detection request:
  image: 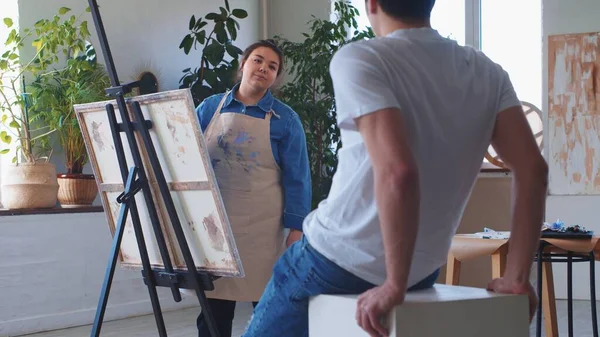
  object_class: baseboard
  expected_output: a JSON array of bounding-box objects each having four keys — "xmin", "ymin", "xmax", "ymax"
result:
[{"xmin": 0, "ymin": 297, "xmax": 197, "ymax": 337}]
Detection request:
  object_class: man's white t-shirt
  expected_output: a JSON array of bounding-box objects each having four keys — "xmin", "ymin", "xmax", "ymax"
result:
[{"xmin": 303, "ymin": 27, "xmax": 521, "ymax": 287}]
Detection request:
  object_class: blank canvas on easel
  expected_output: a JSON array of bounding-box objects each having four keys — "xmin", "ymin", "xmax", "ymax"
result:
[{"xmin": 74, "ymin": 89, "xmax": 243, "ymax": 278}]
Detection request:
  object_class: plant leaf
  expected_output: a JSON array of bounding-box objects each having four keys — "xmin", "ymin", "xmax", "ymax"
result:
[
  {"xmin": 226, "ymin": 18, "xmax": 237, "ymax": 41},
  {"xmin": 195, "ymin": 20, "xmax": 207, "ymax": 31},
  {"xmin": 215, "ymin": 22, "xmax": 227, "ymax": 43},
  {"xmin": 232, "ymin": 9, "xmax": 248, "ymax": 19},
  {"xmin": 204, "ymin": 42, "xmax": 224, "ymax": 66},
  {"xmin": 0, "ymin": 149, "xmax": 10, "ymax": 154},
  {"xmin": 205, "ymin": 13, "xmax": 220, "ymax": 21},
  {"xmin": 3, "ymin": 18, "xmax": 13, "ymax": 28},
  {"xmin": 189, "ymin": 15, "xmax": 196, "ymax": 30},
  {"xmin": 58, "ymin": 7, "xmax": 71, "ymax": 15},
  {"xmin": 226, "ymin": 44, "xmax": 242, "ymax": 58},
  {"xmin": 179, "ymin": 34, "xmax": 194, "ymax": 54}
]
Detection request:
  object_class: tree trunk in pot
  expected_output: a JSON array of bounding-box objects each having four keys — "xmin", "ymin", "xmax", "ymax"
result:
[{"xmin": 1, "ymin": 163, "xmax": 59, "ymax": 209}]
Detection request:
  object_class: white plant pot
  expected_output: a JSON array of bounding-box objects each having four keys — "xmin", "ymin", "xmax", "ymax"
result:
[{"xmin": 1, "ymin": 162, "xmax": 59, "ymax": 209}]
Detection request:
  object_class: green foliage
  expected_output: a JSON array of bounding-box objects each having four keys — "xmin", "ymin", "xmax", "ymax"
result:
[
  {"xmin": 275, "ymin": 1, "xmax": 374, "ymax": 208},
  {"xmin": 29, "ymin": 43, "xmax": 110, "ymax": 173},
  {"xmin": 178, "ymin": 0, "xmax": 247, "ymax": 105},
  {"xmin": 0, "ymin": 6, "xmax": 93, "ymax": 164}
]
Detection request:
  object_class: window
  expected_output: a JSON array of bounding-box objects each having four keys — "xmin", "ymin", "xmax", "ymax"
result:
[
  {"xmin": 480, "ymin": 0, "xmax": 542, "ymax": 110},
  {"xmin": 349, "ymin": 0, "xmax": 543, "ymax": 169},
  {"xmin": 429, "ymin": 0, "xmax": 466, "ymax": 46}
]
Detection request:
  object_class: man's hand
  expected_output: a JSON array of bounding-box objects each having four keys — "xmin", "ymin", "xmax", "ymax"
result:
[
  {"xmin": 356, "ymin": 281, "xmax": 404, "ymax": 337},
  {"xmin": 285, "ymin": 229, "xmax": 302, "ymax": 248},
  {"xmin": 487, "ymin": 277, "xmax": 538, "ymax": 321}
]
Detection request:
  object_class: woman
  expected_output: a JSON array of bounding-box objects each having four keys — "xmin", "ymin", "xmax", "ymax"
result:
[{"xmin": 194, "ymin": 39, "xmax": 312, "ymax": 337}]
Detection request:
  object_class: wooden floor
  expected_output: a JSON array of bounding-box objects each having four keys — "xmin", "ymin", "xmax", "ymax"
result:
[
  {"xmin": 19, "ymin": 300, "xmax": 598, "ymax": 337},
  {"xmin": 22, "ymin": 303, "xmax": 254, "ymax": 337}
]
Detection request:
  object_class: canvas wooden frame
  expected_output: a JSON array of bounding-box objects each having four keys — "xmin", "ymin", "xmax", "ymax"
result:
[{"xmin": 74, "ymin": 89, "xmax": 243, "ymax": 278}]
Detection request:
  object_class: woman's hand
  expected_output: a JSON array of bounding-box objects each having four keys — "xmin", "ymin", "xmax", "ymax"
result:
[{"xmin": 285, "ymin": 229, "xmax": 303, "ymax": 248}]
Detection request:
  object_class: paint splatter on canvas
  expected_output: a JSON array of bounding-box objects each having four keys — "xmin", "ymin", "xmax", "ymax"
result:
[
  {"xmin": 203, "ymin": 211, "xmax": 226, "ymax": 252},
  {"xmin": 548, "ymin": 32, "xmax": 600, "ymax": 195}
]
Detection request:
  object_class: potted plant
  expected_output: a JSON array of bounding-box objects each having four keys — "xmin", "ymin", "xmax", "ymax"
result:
[
  {"xmin": 29, "ymin": 42, "xmax": 110, "ymax": 207},
  {"xmin": 0, "ymin": 18, "xmax": 61, "ymax": 209},
  {"xmin": 0, "ymin": 72, "xmax": 57, "ymax": 209},
  {"xmin": 274, "ymin": 1, "xmax": 374, "ymax": 208},
  {"xmin": 178, "ymin": 0, "xmax": 247, "ymax": 105},
  {"xmin": 0, "ymin": 7, "xmax": 98, "ymax": 209},
  {"xmin": 25, "ymin": 8, "xmax": 108, "ymax": 208}
]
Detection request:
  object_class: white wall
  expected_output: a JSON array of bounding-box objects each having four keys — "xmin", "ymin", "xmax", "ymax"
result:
[
  {"xmin": 0, "ymin": 213, "xmax": 198, "ymax": 336},
  {"xmin": 17, "ymin": 0, "xmax": 261, "ymax": 93},
  {"xmin": 542, "ymin": 0, "xmax": 600, "ymax": 300},
  {"xmin": 15, "ymin": 0, "xmax": 261, "ymax": 191},
  {"xmin": 269, "ymin": 0, "xmax": 331, "ymax": 41}
]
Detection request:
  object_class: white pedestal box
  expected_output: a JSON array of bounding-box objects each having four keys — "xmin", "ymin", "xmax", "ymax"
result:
[{"xmin": 309, "ymin": 284, "xmax": 530, "ymax": 337}]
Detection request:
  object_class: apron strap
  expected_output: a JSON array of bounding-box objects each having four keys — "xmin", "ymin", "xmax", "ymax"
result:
[
  {"xmin": 265, "ymin": 110, "xmax": 274, "ymax": 122},
  {"xmin": 215, "ymin": 90, "xmax": 278, "ymax": 123},
  {"xmin": 268, "ymin": 109, "xmax": 280, "ymax": 120},
  {"xmin": 214, "ymin": 90, "xmax": 231, "ymax": 115}
]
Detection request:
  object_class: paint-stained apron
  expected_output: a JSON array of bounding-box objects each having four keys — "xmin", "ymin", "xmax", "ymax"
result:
[{"xmin": 203, "ymin": 92, "xmax": 285, "ymax": 302}]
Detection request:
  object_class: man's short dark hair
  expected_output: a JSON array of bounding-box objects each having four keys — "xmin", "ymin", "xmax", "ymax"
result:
[{"xmin": 376, "ymin": 0, "xmax": 436, "ymax": 20}]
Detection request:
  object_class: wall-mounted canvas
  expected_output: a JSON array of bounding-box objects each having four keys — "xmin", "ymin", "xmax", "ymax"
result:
[
  {"xmin": 74, "ymin": 89, "xmax": 243, "ymax": 278},
  {"xmin": 548, "ymin": 32, "xmax": 600, "ymax": 195}
]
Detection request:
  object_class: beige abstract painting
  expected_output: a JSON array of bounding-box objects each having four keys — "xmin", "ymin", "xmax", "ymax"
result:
[
  {"xmin": 74, "ymin": 89, "xmax": 243, "ymax": 277},
  {"xmin": 548, "ymin": 32, "xmax": 600, "ymax": 195}
]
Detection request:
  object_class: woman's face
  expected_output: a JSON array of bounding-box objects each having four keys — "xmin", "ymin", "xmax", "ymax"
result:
[{"xmin": 240, "ymin": 46, "xmax": 280, "ymax": 92}]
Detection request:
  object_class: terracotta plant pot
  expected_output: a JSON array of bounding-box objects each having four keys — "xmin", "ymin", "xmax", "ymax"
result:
[
  {"xmin": 1, "ymin": 162, "xmax": 59, "ymax": 209},
  {"xmin": 57, "ymin": 173, "xmax": 98, "ymax": 207}
]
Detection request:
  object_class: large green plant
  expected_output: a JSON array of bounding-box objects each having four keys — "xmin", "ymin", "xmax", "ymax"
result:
[
  {"xmin": 179, "ymin": 0, "xmax": 248, "ymax": 106},
  {"xmin": 275, "ymin": 1, "xmax": 374, "ymax": 208},
  {"xmin": 30, "ymin": 43, "xmax": 110, "ymax": 174},
  {"xmin": 0, "ymin": 7, "xmax": 92, "ymax": 164}
]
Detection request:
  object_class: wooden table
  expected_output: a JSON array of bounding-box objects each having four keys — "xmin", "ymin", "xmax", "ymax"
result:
[{"xmin": 446, "ymin": 233, "xmax": 600, "ymax": 337}]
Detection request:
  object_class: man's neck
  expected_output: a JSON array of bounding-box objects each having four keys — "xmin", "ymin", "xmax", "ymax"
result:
[
  {"xmin": 236, "ymin": 85, "xmax": 266, "ymax": 106},
  {"xmin": 378, "ymin": 18, "xmax": 431, "ymax": 37}
]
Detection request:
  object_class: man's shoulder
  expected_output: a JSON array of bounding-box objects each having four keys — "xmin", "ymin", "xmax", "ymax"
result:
[{"xmin": 332, "ymin": 39, "xmax": 381, "ymax": 65}]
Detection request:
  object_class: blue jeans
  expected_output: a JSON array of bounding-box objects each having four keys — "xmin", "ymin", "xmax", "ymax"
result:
[{"xmin": 241, "ymin": 236, "xmax": 439, "ymax": 337}]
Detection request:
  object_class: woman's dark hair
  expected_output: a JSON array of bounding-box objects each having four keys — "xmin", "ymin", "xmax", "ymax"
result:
[{"xmin": 239, "ymin": 39, "xmax": 285, "ymax": 77}]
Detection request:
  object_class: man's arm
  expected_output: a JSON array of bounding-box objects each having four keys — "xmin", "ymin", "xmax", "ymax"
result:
[
  {"xmin": 327, "ymin": 43, "xmax": 419, "ymax": 336},
  {"xmin": 492, "ymin": 106, "xmax": 548, "ymax": 281},
  {"xmin": 356, "ymin": 107, "xmax": 419, "ymax": 297},
  {"xmin": 487, "ymin": 105, "xmax": 548, "ymax": 318}
]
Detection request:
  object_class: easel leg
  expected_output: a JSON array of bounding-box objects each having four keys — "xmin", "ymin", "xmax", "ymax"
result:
[
  {"xmin": 130, "ymin": 101, "xmax": 221, "ymax": 337},
  {"xmin": 90, "ymin": 195, "xmax": 129, "ymax": 336},
  {"xmin": 90, "ymin": 168, "xmax": 168, "ymax": 337}
]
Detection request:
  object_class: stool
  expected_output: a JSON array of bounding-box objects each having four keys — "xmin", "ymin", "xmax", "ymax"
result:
[
  {"xmin": 447, "ymin": 234, "xmax": 600, "ymax": 337},
  {"xmin": 308, "ymin": 284, "xmax": 530, "ymax": 337},
  {"xmin": 535, "ymin": 242, "xmax": 599, "ymax": 337}
]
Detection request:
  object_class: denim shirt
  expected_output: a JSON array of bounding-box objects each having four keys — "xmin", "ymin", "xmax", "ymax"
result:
[{"xmin": 195, "ymin": 84, "xmax": 312, "ymax": 231}]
